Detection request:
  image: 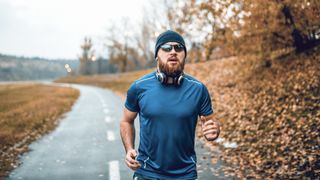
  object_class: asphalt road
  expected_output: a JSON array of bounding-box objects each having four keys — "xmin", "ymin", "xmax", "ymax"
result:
[{"xmin": 5, "ymin": 83, "xmax": 222, "ymax": 180}]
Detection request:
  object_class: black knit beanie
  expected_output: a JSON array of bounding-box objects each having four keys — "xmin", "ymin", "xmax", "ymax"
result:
[{"xmin": 154, "ymin": 30, "xmax": 187, "ymax": 59}]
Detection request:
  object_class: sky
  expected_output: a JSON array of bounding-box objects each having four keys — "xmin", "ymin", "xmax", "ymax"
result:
[{"xmin": 0, "ymin": 0, "xmax": 146, "ymax": 59}]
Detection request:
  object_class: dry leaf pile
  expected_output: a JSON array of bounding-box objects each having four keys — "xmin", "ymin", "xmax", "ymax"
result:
[{"xmin": 187, "ymin": 50, "xmax": 320, "ymax": 179}]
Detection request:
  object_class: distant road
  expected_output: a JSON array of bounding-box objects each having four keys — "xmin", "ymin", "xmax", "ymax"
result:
[
  {"xmin": 5, "ymin": 83, "xmax": 222, "ymax": 180},
  {"xmin": 0, "ymin": 80, "xmax": 54, "ymax": 85}
]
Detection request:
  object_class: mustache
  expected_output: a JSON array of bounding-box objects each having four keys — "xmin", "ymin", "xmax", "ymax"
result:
[{"xmin": 168, "ymin": 56, "xmax": 178, "ymax": 61}]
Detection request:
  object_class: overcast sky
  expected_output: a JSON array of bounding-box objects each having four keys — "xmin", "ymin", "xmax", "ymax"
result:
[{"xmin": 0, "ymin": 0, "xmax": 146, "ymax": 59}]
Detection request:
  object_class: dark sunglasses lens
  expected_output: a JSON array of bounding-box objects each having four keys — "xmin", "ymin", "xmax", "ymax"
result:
[
  {"xmin": 160, "ymin": 44, "xmax": 172, "ymax": 52},
  {"xmin": 174, "ymin": 45, "xmax": 184, "ymax": 52}
]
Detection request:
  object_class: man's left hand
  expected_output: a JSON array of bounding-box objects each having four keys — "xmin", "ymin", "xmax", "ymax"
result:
[{"xmin": 200, "ymin": 116, "xmax": 220, "ymax": 141}]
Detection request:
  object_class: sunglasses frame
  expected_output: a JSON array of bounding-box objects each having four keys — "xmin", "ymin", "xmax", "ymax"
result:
[{"xmin": 160, "ymin": 44, "xmax": 184, "ymax": 53}]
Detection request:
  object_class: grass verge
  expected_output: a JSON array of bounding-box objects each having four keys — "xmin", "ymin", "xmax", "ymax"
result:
[
  {"xmin": 56, "ymin": 69, "xmax": 153, "ymax": 96},
  {"xmin": 0, "ymin": 84, "xmax": 79, "ymax": 177}
]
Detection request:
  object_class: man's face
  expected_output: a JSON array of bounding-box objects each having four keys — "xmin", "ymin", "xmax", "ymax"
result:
[{"xmin": 157, "ymin": 42, "xmax": 186, "ymax": 77}]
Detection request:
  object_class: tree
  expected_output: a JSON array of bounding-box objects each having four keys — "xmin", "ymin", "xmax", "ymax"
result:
[
  {"xmin": 78, "ymin": 37, "xmax": 96, "ymax": 75},
  {"xmin": 180, "ymin": 0, "xmax": 320, "ymax": 63},
  {"xmin": 134, "ymin": 13, "xmax": 157, "ymax": 68},
  {"xmin": 108, "ymin": 39, "xmax": 128, "ymax": 73},
  {"xmin": 104, "ymin": 0, "xmax": 201, "ymax": 71},
  {"xmin": 234, "ymin": 0, "xmax": 320, "ymax": 62},
  {"xmin": 280, "ymin": 0, "xmax": 320, "ymax": 52},
  {"xmin": 105, "ymin": 18, "xmax": 138, "ymax": 73}
]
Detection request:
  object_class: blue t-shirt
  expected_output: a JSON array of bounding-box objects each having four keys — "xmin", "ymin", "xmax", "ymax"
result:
[{"xmin": 125, "ymin": 72, "xmax": 213, "ymax": 179}]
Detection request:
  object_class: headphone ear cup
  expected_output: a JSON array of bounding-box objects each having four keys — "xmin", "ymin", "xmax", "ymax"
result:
[
  {"xmin": 176, "ymin": 75, "xmax": 184, "ymax": 85},
  {"xmin": 161, "ymin": 73, "xmax": 167, "ymax": 84},
  {"xmin": 156, "ymin": 72, "xmax": 166, "ymax": 84}
]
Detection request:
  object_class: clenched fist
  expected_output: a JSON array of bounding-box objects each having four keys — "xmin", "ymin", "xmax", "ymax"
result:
[
  {"xmin": 125, "ymin": 149, "xmax": 141, "ymax": 170},
  {"xmin": 200, "ymin": 116, "xmax": 220, "ymax": 141}
]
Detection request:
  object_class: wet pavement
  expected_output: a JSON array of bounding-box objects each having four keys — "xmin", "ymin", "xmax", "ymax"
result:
[{"xmin": 5, "ymin": 83, "xmax": 222, "ymax": 180}]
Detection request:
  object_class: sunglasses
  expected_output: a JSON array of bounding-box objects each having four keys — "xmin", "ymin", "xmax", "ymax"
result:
[{"xmin": 160, "ymin": 44, "xmax": 185, "ymax": 52}]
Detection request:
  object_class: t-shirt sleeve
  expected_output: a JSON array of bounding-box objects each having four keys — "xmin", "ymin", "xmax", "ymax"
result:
[
  {"xmin": 199, "ymin": 84, "xmax": 213, "ymax": 116},
  {"xmin": 125, "ymin": 82, "xmax": 140, "ymax": 112}
]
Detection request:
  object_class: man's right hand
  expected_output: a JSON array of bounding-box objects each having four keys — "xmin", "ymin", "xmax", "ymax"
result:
[{"xmin": 125, "ymin": 149, "xmax": 141, "ymax": 170}]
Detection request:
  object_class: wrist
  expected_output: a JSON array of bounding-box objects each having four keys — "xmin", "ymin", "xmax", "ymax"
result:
[{"xmin": 126, "ymin": 147, "xmax": 135, "ymax": 153}]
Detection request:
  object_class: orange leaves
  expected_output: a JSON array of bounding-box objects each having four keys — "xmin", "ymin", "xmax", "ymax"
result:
[{"xmin": 190, "ymin": 49, "xmax": 320, "ymax": 178}]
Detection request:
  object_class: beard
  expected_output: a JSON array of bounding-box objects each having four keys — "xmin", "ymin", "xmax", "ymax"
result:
[{"xmin": 158, "ymin": 57, "xmax": 185, "ymax": 77}]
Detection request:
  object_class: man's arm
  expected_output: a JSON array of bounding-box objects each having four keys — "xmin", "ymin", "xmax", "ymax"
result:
[
  {"xmin": 200, "ymin": 114, "xmax": 220, "ymax": 141},
  {"xmin": 120, "ymin": 107, "xmax": 141, "ymax": 170}
]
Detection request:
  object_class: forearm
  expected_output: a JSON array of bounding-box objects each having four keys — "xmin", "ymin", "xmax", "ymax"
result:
[{"xmin": 120, "ymin": 121, "xmax": 136, "ymax": 153}]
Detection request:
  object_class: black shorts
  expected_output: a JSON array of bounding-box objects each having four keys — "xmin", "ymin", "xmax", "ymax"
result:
[
  {"xmin": 133, "ymin": 173, "xmax": 159, "ymax": 180},
  {"xmin": 133, "ymin": 173, "xmax": 197, "ymax": 180}
]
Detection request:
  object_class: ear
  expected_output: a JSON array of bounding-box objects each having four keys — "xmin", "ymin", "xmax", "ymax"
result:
[{"xmin": 155, "ymin": 57, "xmax": 158, "ymax": 61}]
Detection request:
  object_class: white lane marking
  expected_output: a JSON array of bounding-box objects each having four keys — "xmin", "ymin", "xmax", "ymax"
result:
[
  {"xmin": 109, "ymin": 160, "xmax": 120, "ymax": 180},
  {"xmin": 103, "ymin": 109, "xmax": 109, "ymax": 114},
  {"xmin": 107, "ymin": 131, "xmax": 115, "ymax": 141},
  {"xmin": 94, "ymin": 92, "xmax": 103, "ymax": 101},
  {"xmin": 105, "ymin": 116, "xmax": 111, "ymax": 123},
  {"xmin": 94, "ymin": 92, "xmax": 105, "ymax": 105}
]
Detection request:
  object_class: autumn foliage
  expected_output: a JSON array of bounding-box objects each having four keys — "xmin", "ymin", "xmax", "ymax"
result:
[
  {"xmin": 189, "ymin": 49, "xmax": 320, "ymax": 179},
  {"xmin": 180, "ymin": 0, "xmax": 320, "ymax": 62}
]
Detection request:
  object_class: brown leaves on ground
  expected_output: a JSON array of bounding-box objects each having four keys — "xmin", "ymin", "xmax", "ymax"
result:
[
  {"xmin": 188, "ymin": 50, "xmax": 320, "ymax": 179},
  {"xmin": 0, "ymin": 84, "xmax": 79, "ymax": 177}
]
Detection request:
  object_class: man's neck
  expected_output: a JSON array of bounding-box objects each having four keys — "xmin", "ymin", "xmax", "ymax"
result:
[{"xmin": 166, "ymin": 76, "xmax": 174, "ymax": 84}]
